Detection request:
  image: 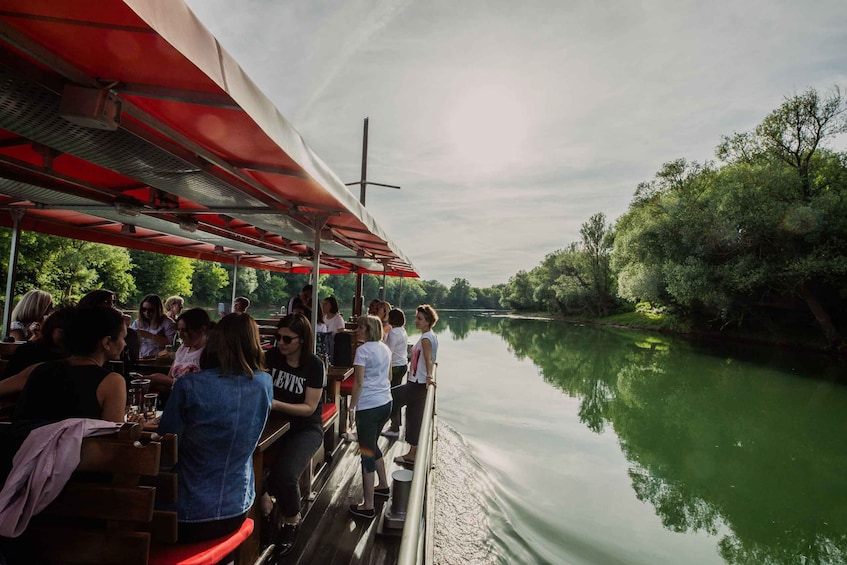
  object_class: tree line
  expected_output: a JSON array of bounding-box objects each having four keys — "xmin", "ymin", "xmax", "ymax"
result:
[
  {"xmin": 499, "ymin": 86, "xmax": 847, "ymax": 349},
  {"xmin": 0, "ymin": 231, "xmax": 501, "ymax": 315}
]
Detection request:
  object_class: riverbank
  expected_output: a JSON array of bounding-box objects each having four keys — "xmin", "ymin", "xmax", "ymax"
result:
[{"xmin": 501, "ymin": 309, "xmax": 840, "ymax": 356}]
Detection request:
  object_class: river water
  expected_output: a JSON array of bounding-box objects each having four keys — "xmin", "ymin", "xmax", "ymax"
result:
[{"xmin": 424, "ymin": 312, "xmax": 847, "ymax": 565}]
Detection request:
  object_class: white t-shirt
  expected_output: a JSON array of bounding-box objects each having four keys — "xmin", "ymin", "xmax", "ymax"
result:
[
  {"xmin": 352, "ymin": 340, "xmax": 392, "ymax": 411},
  {"xmin": 324, "ymin": 313, "xmax": 345, "ymax": 334},
  {"xmin": 170, "ymin": 344, "xmax": 203, "ymax": 380},
  {"xmin": 410, "ymin": 330, "xmax": 438, "ymax": 384},
  {"xmin": 385, "ymin": 326, "xmax": 408, "ymax": 367}
]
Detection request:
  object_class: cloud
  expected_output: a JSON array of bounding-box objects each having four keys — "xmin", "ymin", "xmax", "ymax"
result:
[{"xmin": 185, "ymin": 0, "xmax": 847, "ymax": 287}]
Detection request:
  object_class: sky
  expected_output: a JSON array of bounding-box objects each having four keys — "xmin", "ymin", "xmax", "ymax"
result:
[{"xmin": 184, "ymin": 0, "xmax": 847, "ymax": 288}]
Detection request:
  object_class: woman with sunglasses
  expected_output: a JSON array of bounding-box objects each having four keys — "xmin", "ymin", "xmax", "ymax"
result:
[
  {"xmin": 262, "ymin": 313, "xmax": 326, "ymax": 559},
  {"xmin": 130, "ymin": 294, "xmax": 176, "ymax": 359}
]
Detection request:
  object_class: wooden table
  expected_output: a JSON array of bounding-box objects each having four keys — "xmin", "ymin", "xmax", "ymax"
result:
[
  {"xmin": 134, "ymin": 355, "xmax": 174, "ymax": 374},
  {"xmin": 243, "ymin": 416, "xmax": 291, "ymax": 563}
]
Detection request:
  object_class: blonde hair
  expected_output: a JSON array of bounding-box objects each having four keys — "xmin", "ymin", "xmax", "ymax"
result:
[
  {"xmin": 11, "ymin": 289, "xmax": 52, "ymax": 327},
  {"xmin": 357, "ymin": 315, "xmax": 384, "ymax": 342}
]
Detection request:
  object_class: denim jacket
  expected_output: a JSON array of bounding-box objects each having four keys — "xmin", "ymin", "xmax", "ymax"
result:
[{"xmin": 158, "ymin": 367, "xmax": 272, "ymax": 523}]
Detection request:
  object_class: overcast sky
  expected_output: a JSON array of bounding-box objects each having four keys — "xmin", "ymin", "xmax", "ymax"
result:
[{"xmin": 184, "ymin": 0, "xmax": 847, "ymax": 287}]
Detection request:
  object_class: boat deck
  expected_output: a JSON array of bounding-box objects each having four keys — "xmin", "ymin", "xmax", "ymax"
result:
[{"xmin": 259, "ymin": 435, "xmax": 411, "ymax": 564}]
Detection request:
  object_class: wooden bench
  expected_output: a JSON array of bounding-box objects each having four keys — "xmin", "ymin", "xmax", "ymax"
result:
[
  {"xmin": 7, "ymin": 423, "xmax": 166, "ymax": 565},
  {"xmin": 5, "ymin": 423, "xmax": 253, "ymax": 565}
]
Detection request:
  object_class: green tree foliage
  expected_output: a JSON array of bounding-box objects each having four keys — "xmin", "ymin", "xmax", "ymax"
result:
[
  {"xmin": 253, "ymin": 270, "xmax": 289, "ymax": 307},
  {"xmin": 446, "ymin": 277, "xmax": 477, "ymax": 308},
  {"xmin": 500, "ymin": 213, "xmax": 617, "ymax": 316},
  {"xmin": 0, "ymin": 231, "xmax": 136, "ymax": 304},
  {"xmin": 189, "ymin": 260, "xmax": 229, "ymax": 305},
  {"xmin": 129, "ymin": 251, "xmax": 193, "ymax": 301},
  {"xmin": 613, "ymin": 86, "xmax": 847, "ymax": 346},
  {"xmin": 420, "ymin": 279, "xmax": 448, "ymax": 306}
]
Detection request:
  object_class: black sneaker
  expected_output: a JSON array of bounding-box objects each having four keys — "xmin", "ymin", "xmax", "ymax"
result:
[
  {"xmin": 274, "ymin": 522, "xmax": 299, "ymax": 559},
  {"xmin": 261, "ymin": 504, "xmax": 280, "ymax": 547},
  {"xmin": 348, "ymin": 504, "xmax": 375, "ymax": 519},
  {"xmin": 374, "ymin": 486, "xmax": 390, "ymax": 499}
]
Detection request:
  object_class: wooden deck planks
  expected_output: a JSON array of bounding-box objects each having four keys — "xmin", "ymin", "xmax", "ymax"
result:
[{"xmin": 278, "ymin": 436, "xmax": 408, "ymax": 565}]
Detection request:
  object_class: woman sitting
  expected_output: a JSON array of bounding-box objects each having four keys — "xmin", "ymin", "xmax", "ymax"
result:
[
  {"xmin": 348, "ymin": 314, "xmax": 393, "ymax": 519},
  {"xmin": 164, "ymin": 295, "xmax": 185, "ymax": 323},
  {"xmin": 262, "ymin": 313, "xmax": 326, "ymax": 558},
  {"xmin": 1, "ymin": 307, "xmax": 71, "ymax": 380},
  {"xmin": 7, "ymin": 289, "xmax": 53, "ymax": 342},
  {"xmin": 158, "ymin": 314, "xmax": 272, "ymax": 543},
  {"xmin": 130, "ymin": 294, "xmax": 176, "ymax": 359},
  {"xmin": 10, "ymin": 307, "xmax": 128, "ymax": 423},
  {"xmin": 147, "ymin": 308, "xmax": 211, "ymax": 389}
]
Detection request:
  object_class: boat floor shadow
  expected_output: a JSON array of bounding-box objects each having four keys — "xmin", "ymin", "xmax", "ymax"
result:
[{"xmin": 260, "ymin": 435, "xmax": 411, "ymax": 565}]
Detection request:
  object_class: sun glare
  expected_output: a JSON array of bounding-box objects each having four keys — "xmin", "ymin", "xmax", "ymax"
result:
[{"xmin": 445, "ymin": 84, "xmax": 528, "ymax": 175}]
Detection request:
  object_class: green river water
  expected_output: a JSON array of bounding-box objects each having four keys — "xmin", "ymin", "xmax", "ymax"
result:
[{"xmin": 426, "ymin": 312, "xmax": 847, "ymax": 565}]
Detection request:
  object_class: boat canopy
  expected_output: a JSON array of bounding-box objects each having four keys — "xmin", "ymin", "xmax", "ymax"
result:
[{"xmin": 0, "ymin": 0, "xmax": 417, "ymax": 278}]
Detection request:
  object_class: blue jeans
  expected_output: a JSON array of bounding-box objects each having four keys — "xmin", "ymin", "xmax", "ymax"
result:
[
  {"xmin": 356, "ymin": 402, "xmax": 391, "ymax": 473},
  {"xmin": 266, "ymin": 424, "xmax": 324, "ymax": 517}
]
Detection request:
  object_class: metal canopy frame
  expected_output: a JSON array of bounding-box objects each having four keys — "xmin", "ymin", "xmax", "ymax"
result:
[{"xmin": 0, "ymin": 0, "xmax": 417, "ymax": 279}]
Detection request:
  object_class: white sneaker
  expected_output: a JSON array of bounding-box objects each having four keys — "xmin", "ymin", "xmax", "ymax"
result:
[{"xmin": 342, "ymin": 431, "xmax": 358, "ymax": 442}]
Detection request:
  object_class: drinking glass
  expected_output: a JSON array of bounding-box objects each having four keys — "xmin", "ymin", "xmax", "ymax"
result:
[{"xmin": 143, "ymin": 392, "xmax": 159, "ymax": 419}]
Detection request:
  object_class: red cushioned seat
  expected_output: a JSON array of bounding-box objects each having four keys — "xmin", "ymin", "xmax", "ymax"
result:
[
  {"xmin": 339, "ymin": 375, "xmax": 354, "ymax": 395},
  {"xmin": 148, "ymin": 517, "xmax": 253, "ymax": 565},
  {"xmin": 321, "ymin": 402, "xmax": 338, "ymax": 425}
]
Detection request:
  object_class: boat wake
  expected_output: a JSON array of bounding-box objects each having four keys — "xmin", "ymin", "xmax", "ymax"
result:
[{"xmin": 433, "ymin": 421, "xmax": 547, "ymax": 565}]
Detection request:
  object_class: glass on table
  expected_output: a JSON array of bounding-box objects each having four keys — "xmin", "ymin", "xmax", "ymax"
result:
[{"xmin": 143, "ymin": 392, "xmax": 159, "ymax": 420}]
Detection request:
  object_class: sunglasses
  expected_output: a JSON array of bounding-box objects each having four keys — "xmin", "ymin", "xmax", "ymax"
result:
[{"xmin": 277, "ymin": 334, "xmax": 299, "ymax": 344}]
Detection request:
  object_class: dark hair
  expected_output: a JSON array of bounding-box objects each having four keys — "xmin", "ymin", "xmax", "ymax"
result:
[
  {"xmin": 387, "ymin": 308, "xmax": 406, "ymax": 328},
  {"xmin": 78, "ymin": 289, "xmax": 116, "ymax": 309},
  {"xmin": 65, "ymin": 307, "xmax": 125, "ymax": 356},
  {"xmin": 276, "ymin": 313, "xmax": 313, "ymax": 366},
  {"xmin": 177, "ymin": 308, "xmax": 211, "ymax": 333},
  {"xmin": 36, "ymin": 307, "xmax": 73, "ymax": 350},
  {"xmin": 302, "ymin": 284, "xmax": 313, "ymax": 293},
  {"xmin": 137, "ymin": 294, "xmax": 165, "ymax": 328},
  {"xmin": 416, "ymin": 304, "xmax": 439, "ymax": 328},
  {"xmin": 234, "ymin": 296, "xmax": 250, "ymax": 310},
  {"xmin": 323, "ymin": 296, "xmax": 339, "ymax": 314},
  {"xmin": 202, "ymin": 313, "xmax": 264, "ymax": 377}
]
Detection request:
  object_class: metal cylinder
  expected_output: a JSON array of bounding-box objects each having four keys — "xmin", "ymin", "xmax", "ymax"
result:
[{"xmin": 390, "ymin": 469, "xmax": 414, "ymax": 516}]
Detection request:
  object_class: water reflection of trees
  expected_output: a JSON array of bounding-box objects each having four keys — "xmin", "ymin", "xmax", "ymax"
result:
[{"xmin": 483, "ymin": 315, "xmax": 847, "ymax": 565}]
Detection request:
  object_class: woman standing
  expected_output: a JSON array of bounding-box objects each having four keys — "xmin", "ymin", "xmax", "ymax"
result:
[
  {"xmin": 392, "ymin": 305, "xmax": 438, "ymax": 466},
  {"xmin": 8, "ymin": 289, "xmax": 53, "ymax": 342},
  {"xmin": 381, "ymin": 308, "xmax": 409, "ymax": 438},
  {"xmin": 158, "ymin": 314, "xmax": 272, "ymax": 543},
  {"xmin": 321, "ymin": 296, "xmax": 345, "ymax": 334},
  {"xmin": 348, "ymin": 315, "xmax": 392, "ymax": 519},
  {"xmin": 263, "ymin": 313, "xmax": 326, "ymax": 558},
  {"xmin": 130, "ymin": 294, "xmax": 176, "ymax": 358}
]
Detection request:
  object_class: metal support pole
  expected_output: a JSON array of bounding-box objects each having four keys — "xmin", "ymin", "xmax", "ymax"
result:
[
  {"xmin": 229, "ymin": 255, "xmax": 239, "ymax": 312},
  {"xmin": 353, "ymin": 118, "xmax": 369, "ymax": 319},
  {"xmin": 311, "ymin": 216, "xmax": 327, "ymax": 354},
  {"xmin": 2, "ymin": 209, "xmax": 24, "ymax": 339},
  {"xmin": 380, "ymin": 261, "xmax": 387, "ymax": 302},
  {"xmin": 398, "ymin": 276, "xmax": 404, "ymax": 309}
]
